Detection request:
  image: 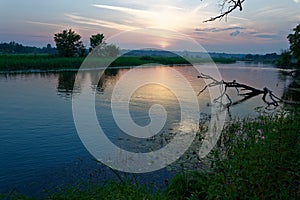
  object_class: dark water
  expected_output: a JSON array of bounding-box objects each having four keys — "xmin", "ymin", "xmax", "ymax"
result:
[{"xmin": 0, "ymin": 62, "xmax": 294, "ymax": 197}]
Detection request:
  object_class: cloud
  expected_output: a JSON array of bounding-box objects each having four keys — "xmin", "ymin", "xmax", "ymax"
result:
[
  {"xmin": 190, "ymin": 3, "xmax": 210, "ymax": 14},
  {"xmin": 92, "ymin": 3, "xmax": 209, "ymax": 32},
  {"xmin": 242, "ymin": 31, "xmax": 280, "ymax": 40},
  {"xmin": 254, "ymin": 34, "xmax": 278, "ymax": 39},
  {"xmin": 194, "ymin": 25, "xmax": 281, "ymax": 41},
  {"xmin": 65, "ymin": 14, "xmax": 137, "ymax": 31},
  {"xmin": 92, "ymin": 4, "xmax": 152, "ymax": 16},
  {"xmin": 195, "ymin": 26, "xmax": 245, "ymax": 33},
  {"xmin": 26, "ymin": 21, "xmax": 65, "ymax": 28},
  {"xmin": 293, "ymin": 0, "xmax": 300, "ymax": 3},
  {"xmin": 230, "ymin": 30, "xmax": 241, "ymax": 37}
]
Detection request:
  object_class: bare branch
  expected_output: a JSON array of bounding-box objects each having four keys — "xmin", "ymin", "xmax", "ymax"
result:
[
  {"xmin": 203, "ymin": 0, "xmax": 245, "ymax": 23},
  {"xmin": 197, "ymin": 73, "xmax": 284, "ymax": 109}
]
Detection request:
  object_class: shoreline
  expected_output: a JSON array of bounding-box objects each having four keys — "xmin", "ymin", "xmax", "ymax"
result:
[
  {"xmin": 0, "ymin": 64, "xmax": 193, "ymax": 74},
  {"xmin": 0, "ymin": 62, "xmax": 292, "ymax": 75}
]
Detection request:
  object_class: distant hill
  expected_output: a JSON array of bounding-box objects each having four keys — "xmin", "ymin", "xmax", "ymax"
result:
[
  {"xmin": 121, "ymin": 49, "xmax": 178, "ymax": 57},
  {"xmin": 120, "ymin": 49, "xmax": 279, "ymax": 63},
  {"xmin": 120, "ymin": 49, "xmax": 246, "ymax": 59},
  {"xmin": 121, "ymin": 49, "xmax": 246, "ymax": 59}
]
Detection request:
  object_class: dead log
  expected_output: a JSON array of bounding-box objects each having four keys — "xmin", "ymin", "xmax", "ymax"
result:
[{"xmin": 197, "ymin": 73, "xmax": 282, "ymax": 109}]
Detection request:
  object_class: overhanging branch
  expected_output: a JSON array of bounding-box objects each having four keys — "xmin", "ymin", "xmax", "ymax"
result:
[{"xmin": 203, "ymin": 0, "xmax": 245, "ymax": 22}]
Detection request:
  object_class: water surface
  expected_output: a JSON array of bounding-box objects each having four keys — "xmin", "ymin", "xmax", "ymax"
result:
[{"xmin": 0, "ymin": 62, "xmax": 293, "ymax": 196}]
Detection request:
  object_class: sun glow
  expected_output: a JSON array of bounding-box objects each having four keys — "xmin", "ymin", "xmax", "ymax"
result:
[
  {"xmin": 159, "ymin": 41, "xmax": 170, "ymax": 49},
  {"xmin": 149, "ymin": 6, "xmax": 197, "ymax": 32},
  {"xmin": 91, "ymin": 4, "xmax": 208, "ymax": 32}
]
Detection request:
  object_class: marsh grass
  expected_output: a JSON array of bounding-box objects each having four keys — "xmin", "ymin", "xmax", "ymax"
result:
[
  {"xmin": 0, "ymin": 54, "xmax": 85, "ymax": 71},
  {"xmin": 166, "ymin": 109, "xmax": 300, "ymax": 200},
  {"xmin": 0, "ymin": 54, "xmax": 236, "ymax": 72}
]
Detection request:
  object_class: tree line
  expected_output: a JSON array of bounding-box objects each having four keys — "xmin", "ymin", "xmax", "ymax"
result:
[{"xmin": 0, "ymin": 41, "xmax": 56, "ymax": 54}]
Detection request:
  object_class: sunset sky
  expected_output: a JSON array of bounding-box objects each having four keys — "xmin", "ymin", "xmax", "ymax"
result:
[{"xmin": 1, "ymin": 0, "xmax": 300, "ymax": 54}]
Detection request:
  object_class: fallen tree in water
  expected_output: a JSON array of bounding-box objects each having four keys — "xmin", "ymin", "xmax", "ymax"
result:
[{"xmin": 197, "ymin": 73, "xmax": 284, "ymax": 109}]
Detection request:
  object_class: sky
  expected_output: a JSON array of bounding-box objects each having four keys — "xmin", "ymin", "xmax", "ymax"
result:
[{"xmin": 0, "ymin": 0, "xmax": 300, "ymax": 54}]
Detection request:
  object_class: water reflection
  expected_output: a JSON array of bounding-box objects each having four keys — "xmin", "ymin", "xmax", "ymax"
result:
[
  {"xmin": 91, "ymin": 66, "xmax": 196, "ymax": 153},
  {"xmin": 96, "ymin": 77, "xmax": 182, "ymax": 153},
  {"xmin": 0, "ymin": 72, "xmax": 56, "ymax": 81},
  {"xmin": 56, "ymin": 72, "xmax": 83, "ymax": 99},
  {"xmin": 1, "ymin": 64, "xmax": 295, "ymax": 115},
  {"xmin": 53, "ymin": 64, "xmax": 294, "ymax": 116},
  {"xmin": 96, "ymin": 68, "xmax": 120, "ymax": 93},
  {"xmin": 57, "ymin": 72, "xmax": 76, "ymax": 95}
]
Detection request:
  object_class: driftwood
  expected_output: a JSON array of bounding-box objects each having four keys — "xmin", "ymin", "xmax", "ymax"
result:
[
  {"xmin": 197, "ymin": 73, "xmax": 282, "ymax": 109},
  {"xmin": 203, "ymin": 0, "xmax": 245, "ymax": 22}
]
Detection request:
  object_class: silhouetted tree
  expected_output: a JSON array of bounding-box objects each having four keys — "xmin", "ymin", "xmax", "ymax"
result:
[
  {"xmin": 54, "ymin": 29, "xmax": 83, "ymax": 57},
  {"xmin": 89, "ymin": 33, "xmax": 119, "ymax": 57},
  {"xmin": 102, "ymin": 44, "xmax": 120, "ymax": 57},
  {"xmin": 287, "ymin": 24, "xmax": 300, "ymax": 66},
  {"xmin": 277, "ymin": 50, "xmax": 292, "ymax": 68},
  {"xmin": 77, "ymin": 41, "xmax": 87, "ymax": 57},
  {"xmin": 90, "ymin": 33, "xmax": 105, "ymax": 51}
]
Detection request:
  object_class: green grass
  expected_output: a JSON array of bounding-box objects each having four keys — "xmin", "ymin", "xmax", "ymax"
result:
[
  {"xmin": 166, "ymin": 108, "xmax": 300, "ymax": 200},
  {"xmin": 0, "ymin": 54, "xmax": 236, "ymax": 72},
  {"xmin": 0, "ymin": 54, "xmax": 85, "ymax": 71}
]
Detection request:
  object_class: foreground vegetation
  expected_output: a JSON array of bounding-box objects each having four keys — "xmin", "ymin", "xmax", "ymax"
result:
[
  {"xmin": 2, "ymin": 108, "xmax": 299, "ymax": 200},
  {"xmin": 166, "ymin": 108, "xmax": 300, "ymax": 199},
  {"xmin": 0, "ymin": 54, "xmax": 236, "ymax": 72}
]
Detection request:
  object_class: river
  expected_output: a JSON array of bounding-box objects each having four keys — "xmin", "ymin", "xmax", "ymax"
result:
[{"xmin": 0, "ymin": 62, "xmax": 294, "ymax": 197}]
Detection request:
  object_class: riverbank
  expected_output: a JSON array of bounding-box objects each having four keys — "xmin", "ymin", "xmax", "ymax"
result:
[
  {"xmin": 0, "ymin": 54, "xmax": 236, "ymax": 72},
  {"xmin": 2, "ymin": 109, "xmax": 299, "ymax": 200}
]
